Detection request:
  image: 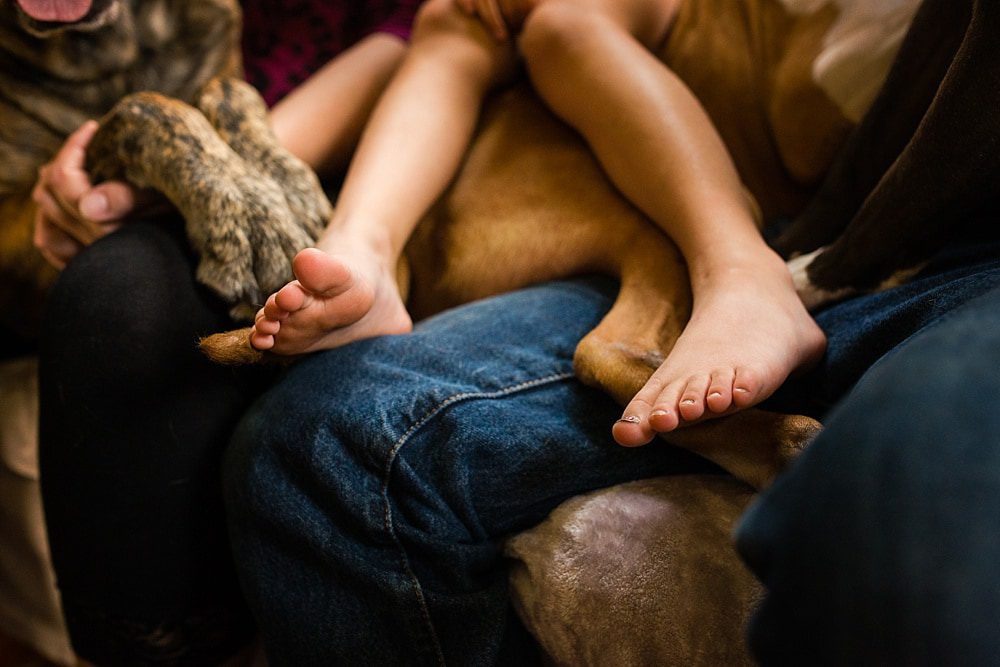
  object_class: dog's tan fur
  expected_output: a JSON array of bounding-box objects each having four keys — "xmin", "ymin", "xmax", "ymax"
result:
[{"xmin": 1, "ymin": 0, "xmax": 855, "ymax": 487}]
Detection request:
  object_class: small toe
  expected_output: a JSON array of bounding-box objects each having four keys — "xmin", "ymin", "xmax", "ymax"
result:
[
  {"xmin": 274, "ymin": 281, "xmax": 309, "ymax": 313},
  {"xmin": 677, "ymin": 375, "xmax": 710, "ymax": 422},
  {"xmin": 732, "ymin": 368, "xmax": 762, "ymax": 408},
  {"xmin": 249, "ymin": 331, "xmax": 275, "ymax": 351},
  {"xmin": 262, "ymin": 293, "xmax": 290, "ymax": 320},
  {"xmin": 706, "ymin": 368, "xmax": 735, "ymax": 413},
  {"xmin": 254, "ymin": 318, "xmax": 280, "ymax": 336},
  {"xmin": 648, "ymin": 405, "xmax": 680, "ymax": 432}
]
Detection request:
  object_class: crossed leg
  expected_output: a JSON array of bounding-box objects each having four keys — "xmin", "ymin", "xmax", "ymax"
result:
[{"xmin": 516, "ymin": 0, "xmax": 825, "ymax": 445}]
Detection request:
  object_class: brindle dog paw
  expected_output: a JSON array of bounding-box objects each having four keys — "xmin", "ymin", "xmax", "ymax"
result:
[
  {"xmin": 86, "ymin": 89, "xmax": 317, "ymax": 318},
  {"xmin": 196, "ymin": 78, "xmax": 332, "ymax": 240}
]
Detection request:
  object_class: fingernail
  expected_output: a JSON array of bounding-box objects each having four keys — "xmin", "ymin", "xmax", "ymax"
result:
[
  {"xmin": 681, "ymin": 399, "xmax": 696, "ymax": 405},
  {"xmin": 80, "ymin": 192, "xmax": 108, "ymax": 219},
  {"xmin": 708, "ymin": 392, "xmax": 722, "ymax": 398},
  {"xmin": 616, "ymin": 415, "xmax": 641, "ymax": 424},
  {"xmin": 734, "ymin": 387, "xmax": 750, "ymax": 394},
  {"xmin": 650, "ymin": 409, "xmax": 670, "ymax": 418}
]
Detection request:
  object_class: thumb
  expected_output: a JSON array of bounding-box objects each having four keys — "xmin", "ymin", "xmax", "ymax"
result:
[{"xmin": 79, "ymin": 180, "xmax": 139, "ymax": 222}]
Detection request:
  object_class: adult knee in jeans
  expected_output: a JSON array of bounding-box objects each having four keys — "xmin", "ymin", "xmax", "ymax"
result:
[
  {"xmin": 737, "ymin": 286, "xmax": 1000, "ymax": 665},
  {"xmin": 223, "ymin": 366, "xmax": 562, "ymax": 666}
]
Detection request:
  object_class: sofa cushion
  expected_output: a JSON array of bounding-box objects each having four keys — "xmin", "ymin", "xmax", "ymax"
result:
[{"xmin": 507, "ymin": 474, "xmax": 759, "ymax": 666}]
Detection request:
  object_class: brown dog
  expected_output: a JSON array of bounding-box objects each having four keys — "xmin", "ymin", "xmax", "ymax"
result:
[{"xmin": 1, "ymin": 0, "xmax": 862, "ymax": 489}]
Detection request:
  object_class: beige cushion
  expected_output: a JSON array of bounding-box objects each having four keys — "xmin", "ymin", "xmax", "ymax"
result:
[
  {"xmin": 507, "ymin": 475, "xmax": 759, "ymax": 666},
  {"xmin": 0, "ymin": 357, "xmax": 74, "ymax": 665},
  {"xmin": 0, "ymin": 356, "xmax": 40, "ymax": 479}
]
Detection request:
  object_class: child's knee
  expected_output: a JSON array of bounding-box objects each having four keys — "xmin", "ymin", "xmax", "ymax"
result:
[
  {"xmin": 412, "ymin": 0, "xmax": 488, "ymax": 44},
  {"xmin": 519, "ymin": 2, "xmax": 605, "ymax": 69},
  {"xmin": 410, "ymin": 0, "xmax": 516, "ymax": 80}
]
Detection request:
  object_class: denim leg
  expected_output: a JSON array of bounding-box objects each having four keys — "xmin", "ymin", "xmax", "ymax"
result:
[
  {"xmin": 737, "ymin": 281, "xmax": 1000, "ymax": 666},
  {"xmin": 224, "ymin": 278, "xmax": 714, "ymax": 667},
  {"xmin": 769, "ymin": 239, "xmax": 1000, "ymax": 416}
]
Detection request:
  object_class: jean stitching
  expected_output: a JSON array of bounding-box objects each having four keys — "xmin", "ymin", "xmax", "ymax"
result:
[{"xmin": 379, "ymin": 370, "xmax": 576, "ymax": 666}]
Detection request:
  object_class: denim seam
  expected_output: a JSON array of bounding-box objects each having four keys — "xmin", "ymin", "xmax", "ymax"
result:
[{"xmin": 379, "ymin": 370, "xmax": 577, "ymax": 667}]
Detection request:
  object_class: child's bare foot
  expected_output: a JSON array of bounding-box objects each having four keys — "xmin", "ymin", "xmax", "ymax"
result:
[
  {"xmin": 613, "ymin": 254, "xmax": 826, "ymax": 447},
  {"xmin": 249, "ymin": 245, "xmax": 412, "ymax": 355}
]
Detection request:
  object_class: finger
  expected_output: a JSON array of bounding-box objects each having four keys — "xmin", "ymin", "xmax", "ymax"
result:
[
  {"xmin": 32, "ymin": 179, "xmax": 99, "ymax": 245},
  {"xmin": 33, "ymin": 212, "xmax": 82, "ymax": 270},
  {"xmin": 455, "ymin": 0, "xmax": 475, "ymax": 14},
  {"xmin": 63, "ymin": 119, "xmax": 100, "ymax": 152},
  {"xmin": 41, "ymin": 165, "xmax": 104, "ymax": 246},
  {"xmin": 46, "ymin": 122, "xmax": 99, "ymax": 207},
  {"xmin": 476, "ymin": 0, "xmax": 508, "ymax": 39},
  {"xmin": 79, "ymin": 180, "xmax": 140, "ymax": 222}
]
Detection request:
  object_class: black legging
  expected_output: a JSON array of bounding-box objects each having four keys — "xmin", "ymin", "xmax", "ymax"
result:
[{"xmin": 39, "ymin": 220, "xmax": 274, "ymax": 666}]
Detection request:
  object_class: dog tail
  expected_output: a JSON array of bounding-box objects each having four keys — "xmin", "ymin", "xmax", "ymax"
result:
[{"xmin": 198, "ymin": 326, "xmax": 266, "ymax": 365}]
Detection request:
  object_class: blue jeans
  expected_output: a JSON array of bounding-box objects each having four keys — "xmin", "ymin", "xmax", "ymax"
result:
[
  {"xmin": 224, "ymin": 278, "xmax": 715, "ymax": 666},
  {"xmin": 225, "ymin": 239, "xmax": 1000, "ymax": 666},
  {"xmin": 736, "ymin": 273, "xmax": 1000, "ymax": 660}
]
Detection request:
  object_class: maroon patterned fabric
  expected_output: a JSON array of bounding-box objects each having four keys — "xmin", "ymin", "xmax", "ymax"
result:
[{"xmin": 241, "ymin": 0, "xmax": 420, "ymax": 106}]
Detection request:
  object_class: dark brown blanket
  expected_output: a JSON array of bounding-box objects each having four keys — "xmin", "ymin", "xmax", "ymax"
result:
[{"xmin": 776, "ymin": 0, "xmax": 1000, "ymax": 293}]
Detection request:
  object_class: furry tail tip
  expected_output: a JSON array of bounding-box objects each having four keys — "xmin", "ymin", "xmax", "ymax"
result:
[{"xmin": 199, "ymin": 326, "xmax": 265, "ymax": 365}]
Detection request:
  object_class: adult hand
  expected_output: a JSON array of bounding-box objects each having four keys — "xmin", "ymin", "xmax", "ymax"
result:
[
  {"xmin": 455, "ymin": 0, "xmax": 538, "ymax": 40},
  {"xmin": 31, "ymin": 120, "xmax": 151, "ymax": 269}
]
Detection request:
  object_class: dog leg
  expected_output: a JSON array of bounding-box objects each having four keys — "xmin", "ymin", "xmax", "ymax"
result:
[
  {"xmin": 86, "ymin": 91, "xmax": 313, "ymax": 318},
  {"xmin": 195, "ymin": 77, "xmax": 333, "ymax": 241},
  {"xmin": 572, "ymin": 241, "xmax": 689, "ymax": 410}
]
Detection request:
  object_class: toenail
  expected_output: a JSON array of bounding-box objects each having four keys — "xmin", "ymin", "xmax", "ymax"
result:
[{"xmin": 617, "ymin": 415, "xmax": 641, "ymax": 424}]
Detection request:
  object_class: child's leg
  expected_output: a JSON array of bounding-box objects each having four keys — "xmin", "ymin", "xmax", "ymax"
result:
[
  {"xmin": 518, "ymin": 0, "xmax": 826, "ymax": 445},
  {"xmin": 268, "ymin": 33, "xmax": 408, "ymax": 175},
  {"xmin": 251, "ymin": 0, "xmax": 518, "ymax": 355}
]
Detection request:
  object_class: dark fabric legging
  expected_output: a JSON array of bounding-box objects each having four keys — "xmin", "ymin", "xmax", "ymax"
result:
[{"xmin": 38, "ymin": 220, "xmax": 273, "ymax": 666}]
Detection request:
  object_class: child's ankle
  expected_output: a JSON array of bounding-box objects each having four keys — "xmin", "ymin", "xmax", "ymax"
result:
[
  {"xmin": 317, "ymin": 220, "xmax": 396, "ymax": 263},
  {"xmin": 689, "ymin": 247, "xmax": 789, "ymax": 290}
]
